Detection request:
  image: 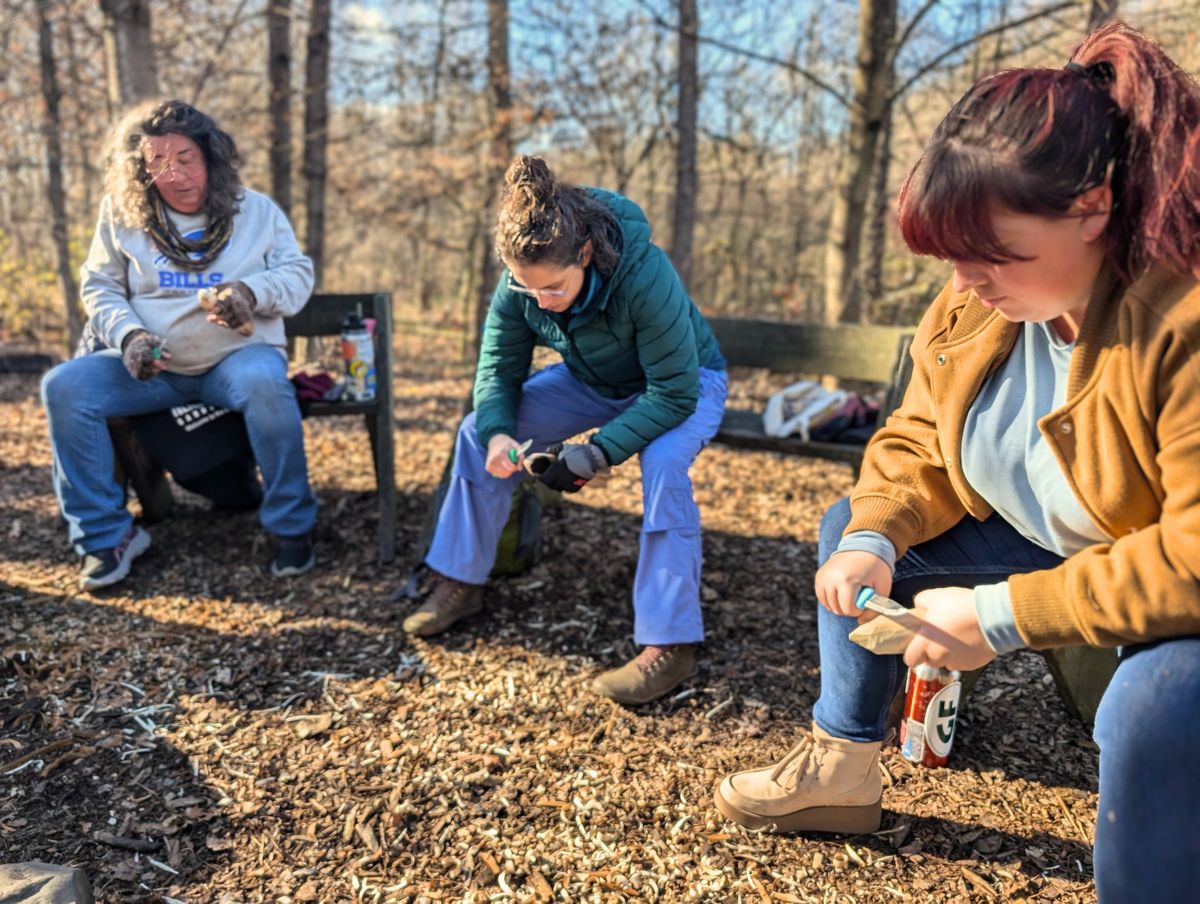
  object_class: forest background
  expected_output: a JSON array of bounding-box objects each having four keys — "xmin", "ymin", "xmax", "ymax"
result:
[{"xmin": 2, "ymin": 0, "xmax": 1197, "ymax": 356}]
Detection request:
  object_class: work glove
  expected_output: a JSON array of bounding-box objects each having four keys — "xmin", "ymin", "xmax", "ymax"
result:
[
  {"xmin": 198, "ymin": 281, "xmax": 256, "ymax": 335},
  {"xmin": 121, "ymin": 330, "xmax": 168, "ymax": 381},
  {"xmin": 531, "ymin": 442, "xmax": 610, "ymax": 494}
]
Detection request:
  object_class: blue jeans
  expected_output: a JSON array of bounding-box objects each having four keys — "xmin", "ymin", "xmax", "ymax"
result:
[
  {"xmin": 42, "ymin": 346, "xmax": 317, "ymax": 553},
  {"xmin": 426, "ymin": 363, "xmax": 728, "ymax": 645},
  {"xmin": 813, "ymin": 498, "xmax": 1200, "ymax": 902}
]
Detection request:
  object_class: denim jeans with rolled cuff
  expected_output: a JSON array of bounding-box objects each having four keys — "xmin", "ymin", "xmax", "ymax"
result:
[{"xmin": 811, "ymin": 497, "xmax": 1200, "ymax": 901}]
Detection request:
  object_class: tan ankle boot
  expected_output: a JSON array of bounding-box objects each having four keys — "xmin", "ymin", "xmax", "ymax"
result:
[
  {"xmin": 402, "ymin": 573, "xmax": 483, "ymax": 637},
  {"xmin": 591, "ymin": 644, "xmax": 696, "ymax": 705},
  {"xmin": 713, "ymin": 724, "xmax": 882, "ymax": 834}
]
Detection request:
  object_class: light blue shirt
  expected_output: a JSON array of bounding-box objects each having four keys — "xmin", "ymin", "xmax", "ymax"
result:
[{"xmin": 836, "ymin": 321, "xmax": 1106, "ymax": 654}]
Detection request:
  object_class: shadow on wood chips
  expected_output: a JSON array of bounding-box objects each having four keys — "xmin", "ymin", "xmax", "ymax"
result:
[{"xmin": 0, "ymin": 337, "xmax": 1098, "ymax": 902}]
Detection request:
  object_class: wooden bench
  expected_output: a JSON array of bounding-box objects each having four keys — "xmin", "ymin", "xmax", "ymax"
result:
[
  {"xmin": 285, "ymin": 292, "xmax": 397, "ymax": 565},
  {"xmin": 706, "ymin": 316, "xmax": 915, "ymax": 471}
]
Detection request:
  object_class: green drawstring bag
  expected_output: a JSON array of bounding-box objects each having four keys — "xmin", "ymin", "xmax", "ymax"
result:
[
  {"xmin": 490, "ymin": 477, "xmax": 545, "ymax": 576},
  {"xmin": 414, "ymin": 464, "xmax": 548, "ymax": 584}
]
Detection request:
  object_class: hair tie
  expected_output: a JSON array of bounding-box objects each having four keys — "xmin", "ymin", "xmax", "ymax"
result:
[{"xmin": 1065, "ymin": 60, "xmax": 1115, "ymax": 86}]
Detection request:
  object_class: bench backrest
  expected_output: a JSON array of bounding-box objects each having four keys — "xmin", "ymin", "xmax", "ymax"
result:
[
  {"xmin": 283, "ymin": 292, "xmax": 395, "ymax": 414},
  {"xmin": 707, "ymin": 316, "xmax": 912, "ymax": 383},
  {"xmin": 285, "ymin": 292, "xmax": 392, "ymax": 338},
  {"xmin": 707, "ymin": 315, "xmax": 915, "ymax": 428}
]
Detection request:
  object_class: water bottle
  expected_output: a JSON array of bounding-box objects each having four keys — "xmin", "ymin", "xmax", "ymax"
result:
[{"xmin": 340, "ymin": 304, "xmax": 376, "ymax": 401}]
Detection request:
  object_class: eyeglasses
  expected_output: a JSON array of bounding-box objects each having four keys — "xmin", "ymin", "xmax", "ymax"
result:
[
  {"xmin": 144, "ymin": 154, "xmax": 206, "ymax": 185},
  {"xmin": 507, "ymin": 277, "xmax": 568, "ymax": 300}
]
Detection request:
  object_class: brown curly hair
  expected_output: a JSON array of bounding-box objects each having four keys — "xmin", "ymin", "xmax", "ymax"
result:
[
  {"xmin": 494, "ymin": 155, "xmax": 621, "ymax": 276},
  {"xmin": 103, "ymin": 99, "xmax": 243, "ymax": 230}
]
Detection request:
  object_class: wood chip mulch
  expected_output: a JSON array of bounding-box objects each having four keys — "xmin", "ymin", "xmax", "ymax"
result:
[{"xmin": 0, "ymin": 333, "xmax": 1098, "ymax": 902}]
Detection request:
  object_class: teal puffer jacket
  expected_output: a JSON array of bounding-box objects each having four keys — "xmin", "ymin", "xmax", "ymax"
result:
[{"xmin": 473, "ymin": 190, "xmax": 724, "ymax": 466}]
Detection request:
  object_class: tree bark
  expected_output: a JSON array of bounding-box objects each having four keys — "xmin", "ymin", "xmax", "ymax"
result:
[
  {"xmin": 823, "ymin": 0, "xmax": 897, "ymax": 324},
  {"xmin": 268, "ymin": 0, "xmax": 293, "ymax": 216},
  {"xmin": 99, "ymin": 0, "xmax": 158, "ymax": 108},
  {"xmin": 62, "ymin": 11, "xmax": 100, "ymax": 216},
  {"xmin": 37, "ymin": 0, "xmax": 83, "ymax": 349},
  {"xmin": 670, "ymin": 0, "xmax": 698, "ymax": 288},
  {"xmin": 303, "ymin": 0, "xmax": 332, "ymax": 287},
  {"xmin": 473, "ymin": 0, "xmax": 513, "ymax": 354},
  {"xmin": 860, "ymin": 109, "xmax": 892, "ymax": 310}
]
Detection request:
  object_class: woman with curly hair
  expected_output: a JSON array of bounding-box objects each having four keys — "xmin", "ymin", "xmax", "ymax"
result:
[
  {"xmin": 714, "ymin": 23, "xmax": 1200, "ymax": 900},
  {"xmin": 404, "ymin": 155, "xmax": 727, "ymax": 706},
  {"xmin": 42, "ymin": 99, "xmax": 317, "ymax": 588}
]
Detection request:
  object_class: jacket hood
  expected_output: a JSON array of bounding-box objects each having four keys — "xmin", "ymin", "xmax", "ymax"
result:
[{"xmin": 568, "ymin": 188, "xmax": 652, "ymax": 324}]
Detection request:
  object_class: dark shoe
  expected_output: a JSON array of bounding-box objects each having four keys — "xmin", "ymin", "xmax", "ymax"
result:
[
  {"xmin": 402, "ymin": 572, "xmax": 483, "ymax": 637},
  {"xmin": 79, "ymin": 525, "xmax": 151, "ymax": 590},
  {"xmin": 271, "ymin": 534, "xmax": 315, "ymax": 577},
  {"xmin": 591, "ymin": 643, "xmax": 697, "ymax": 705}
]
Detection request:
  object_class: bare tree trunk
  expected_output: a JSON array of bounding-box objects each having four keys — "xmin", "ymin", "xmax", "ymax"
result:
[
  {"xmin": 704, "ymin": 145, "xmax": 729, "ymax": 307},
  {"xmin": 472, "ymin": 0, "xmax": 513, "ymax": 354},
  {"xmin": 37, "ymin": 0, "xmax": 83, "ymax": 349},
  {"xmin": 860, "ymin": 108, "xmax": 892, "ymax": 310},
  {"xmin": 268, "ymin": 0, "xmax": 292, "ymax": 216},
  {"xmin": 463, "ymin": 220, "xmax": 483, "ymax": 362},
  {"xmin": 991, "ymin": 0, "xmax": 1010, "ymax": 70},
  {"xmin": 62, "ymin": 13, "xmax": 99, "ymax": 216},
  {"xmin": 786, "ymin": 17, "xmax": 822, "ymax": 314},
  {"xmin": 99, "ymin": 0, "xmax": 158, "ymax": 108},
  {"xmin": 670, "ymin": 0, "xmax": 698, "ymax": 288},
  {"xmin": 303, "ymin": 0, "xmax": 331, "ymax": 287},
  {"xmin": 1088, "ymin": 0, "xmax": 1118, "ymax": 31},
  {"xmin": 823, "ymin": 0, "xmax": 896, "ymax": 324}
]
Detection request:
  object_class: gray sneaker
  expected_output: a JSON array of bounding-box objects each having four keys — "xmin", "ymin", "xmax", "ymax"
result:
[
  {"xmin": 79, "ymin": 525, "xmax": 151, "ymax": 590},
  {"xmin": 402, "ymin": 573, "xmax": 483, "ymax": 637}
]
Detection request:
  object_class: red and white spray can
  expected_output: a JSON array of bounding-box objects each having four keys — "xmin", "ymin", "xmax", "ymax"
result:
[{"xmin": 899, "ymin": 664, "xmax": 961, "ymax": 766}]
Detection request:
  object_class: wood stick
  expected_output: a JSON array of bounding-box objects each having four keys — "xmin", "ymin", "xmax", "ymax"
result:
[
  {"xmin": 0, "ymin": 737, "xmax": 74, "ymax": 774},
  {"xmin": 94, "ymin": 832, "xmax": 161, "ymax": 852}
]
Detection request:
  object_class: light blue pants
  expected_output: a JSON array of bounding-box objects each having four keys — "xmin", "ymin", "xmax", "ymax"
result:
[
  {"xmin": 426, "ymin": 364, "xmax": 728, "ymax": 645},
  {"xmin": 42, "ymin": 346, "xmax": 317, "ymax": 554}
]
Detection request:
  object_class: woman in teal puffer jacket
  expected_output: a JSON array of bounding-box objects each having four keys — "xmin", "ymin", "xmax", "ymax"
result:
[{"xmin": 404, "ymin": 155, "xmax": 727, "ymax": 705}]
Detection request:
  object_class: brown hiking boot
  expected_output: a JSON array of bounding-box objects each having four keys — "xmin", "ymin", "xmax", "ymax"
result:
[
  {"xmin": 713, "ymin": 723, "xmax": 882, "ymax": 834},
  {"xmin": 591, "ymin": 643, "xmax": 696, "ymax": 705},
  {"xmin": 401, "ymin": 573, "xmax": 483, "ymax": 637}
]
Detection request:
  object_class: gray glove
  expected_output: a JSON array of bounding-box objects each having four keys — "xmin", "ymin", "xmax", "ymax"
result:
[
  {"xmin": 534, "ymin": 442, "xmax": 610, "ymax": 494},
  {"xmin": 121, "ymin": 330, "xmax": 166, "ymax": 381},
  {"xmin": 199, "ymin": 281, "xmax": 257, "ymax": 334}
]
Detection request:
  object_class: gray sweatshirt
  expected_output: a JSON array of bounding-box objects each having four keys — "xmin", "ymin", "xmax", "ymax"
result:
[{"xmin": 80, "ymin": 189, "xmax": 314, "ymax": 375}]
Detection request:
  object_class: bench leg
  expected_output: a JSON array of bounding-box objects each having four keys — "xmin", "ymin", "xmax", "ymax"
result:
[{"xmin": 365, "ymin": 413, "xmax": 396, "ymax": 564}]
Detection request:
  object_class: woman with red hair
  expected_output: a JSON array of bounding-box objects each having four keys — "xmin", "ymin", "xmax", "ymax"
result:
[{"xmin": 715, "ymin": 23, "xmax": 1200, "ymax": 899}]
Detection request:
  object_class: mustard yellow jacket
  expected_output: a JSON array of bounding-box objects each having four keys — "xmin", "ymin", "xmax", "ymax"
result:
[{"xmin": 846, "ymin": 266, "xmax": 1200, "ymax": 649}]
